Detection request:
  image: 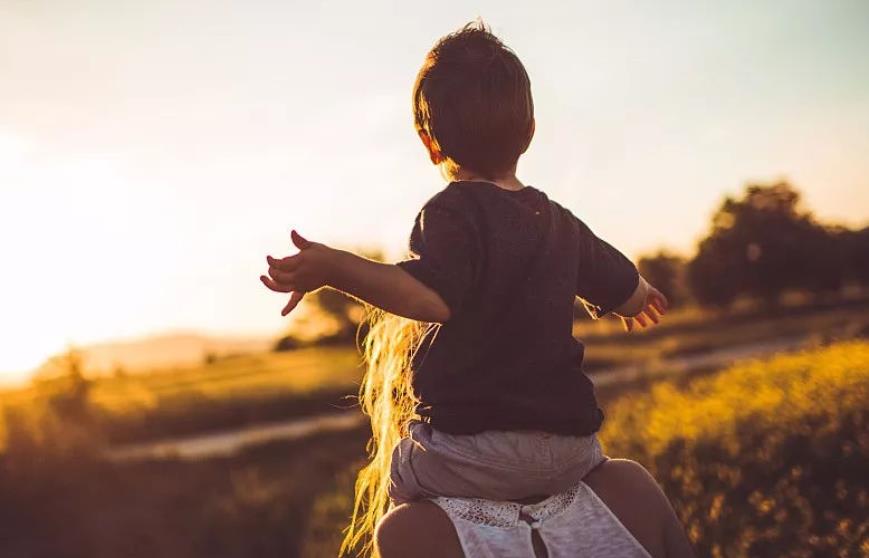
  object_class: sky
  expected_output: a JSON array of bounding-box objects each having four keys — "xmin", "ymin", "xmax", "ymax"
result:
[{"xmin": 1, "ymin": 0, "xmax": 868, "ymax": 381}]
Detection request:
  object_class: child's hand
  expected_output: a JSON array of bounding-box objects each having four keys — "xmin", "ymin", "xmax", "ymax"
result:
[
  {"xmin": 260, "ymin": 230, "xmax": 334, "ymax": 316},
  {"xmin": 621, "ymin": 283, "xmax": 668, "ymax": 332}
]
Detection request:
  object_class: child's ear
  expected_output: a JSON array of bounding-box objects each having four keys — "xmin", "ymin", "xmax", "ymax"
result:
[{"xmin": 417, "ymin": 129, "xmax": 445, "ymax": 165}]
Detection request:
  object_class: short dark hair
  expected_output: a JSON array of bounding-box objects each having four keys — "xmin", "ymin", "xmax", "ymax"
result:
[{"xmin": 413, "ymin": 22, "xmax": 534, "ymax": 179}]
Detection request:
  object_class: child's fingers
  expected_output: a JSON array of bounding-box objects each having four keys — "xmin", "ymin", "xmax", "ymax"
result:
[
  {"xmin": 634, "ymin": 313, "xmax": 648, "ymax": 328},
  {"xmin": 260, "ymin": 275, "xmax": 293, "ymax": 293},
  {"xmin": 647, "ymin": 293, "xmax": 666, "ymax": 315},
  {"xmin": 267, "ymin": 254, "xmax": 301, "ymax": 272},
  {"xmin": 651, "ymin": 291, "xmax": 669, "ymax": 312},
  {"xmin": 290, "ymin": 230, "xmax": 312, "ymax": 250},
  {"xmin": 267, "ymin": 266, "xmax": 296, "ymax": 285},
  {"xmin": 644, "ymin": 306, "xmax": 659, "ymax": 324},
  {"xmin": 281, "ymin": 291, "xmax": 304, "ymax": 316},
  {"xmin": 622, "ymin": 316, "xmax": 634, "ymax": 332}
]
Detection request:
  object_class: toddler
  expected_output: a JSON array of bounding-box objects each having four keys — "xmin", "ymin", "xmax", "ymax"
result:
[{"xmin": 261, "ymin": 22, "xmax": 667, "ymax": 505}]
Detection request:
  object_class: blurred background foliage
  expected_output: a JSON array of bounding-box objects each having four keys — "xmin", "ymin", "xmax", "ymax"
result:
[{"xmin": 688, "ymin": 182, "xmax": 868, "ymax": 308}]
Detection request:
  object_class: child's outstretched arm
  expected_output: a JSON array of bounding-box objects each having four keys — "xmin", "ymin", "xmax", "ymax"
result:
[
  {"xmin": 260, "ymin": 230, "xmax": 451, "ymax": 323},
  {"xmin": 613, "ymin": 275, "xmax": 668, "ymax": 332}
]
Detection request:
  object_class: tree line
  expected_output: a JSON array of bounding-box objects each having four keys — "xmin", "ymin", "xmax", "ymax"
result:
[{"xmin": 641, "ymin": 181, "xmax": 868, "ymax": 308}]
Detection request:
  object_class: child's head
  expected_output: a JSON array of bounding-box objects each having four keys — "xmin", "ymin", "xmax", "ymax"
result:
[{"xmin": 414, "ymin": 21, "xmax": 535, "ymax": 181}]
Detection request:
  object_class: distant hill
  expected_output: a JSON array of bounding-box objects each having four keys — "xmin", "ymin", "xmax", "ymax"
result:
[{"xmin": 38, "ymin": 332, "xmax": 274, "ymax": 377}]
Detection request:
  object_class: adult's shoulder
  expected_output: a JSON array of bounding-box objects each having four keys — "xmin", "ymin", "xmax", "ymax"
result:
[
  {"xmin": 584, "ymin": 459, "xmax": 695, "ymax": 558},
  {"xmin": 376, "ymin": 501, "xmax": 464, "ymax": 558}
]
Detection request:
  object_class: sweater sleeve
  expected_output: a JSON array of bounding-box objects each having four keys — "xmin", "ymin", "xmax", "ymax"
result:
[
  {"xmin": 573, "ymin": 216, "xmax": 640, "ymax": 319},
  {"xmin": 396, "ymin": 200, "xmax": 479, "ymax": 317}
]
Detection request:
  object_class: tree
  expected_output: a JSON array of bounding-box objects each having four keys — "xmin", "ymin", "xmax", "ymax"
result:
[
  {"xmin": 836, "ymin": 226, "xmax": 869, "ymax": 286},
  {"xmin": 687, "ymin": 182, "xmax": 844, "ymax": 308},
  {"xmin": 34, "ymin": 348, "xmax": 93, "ymax": 423}
]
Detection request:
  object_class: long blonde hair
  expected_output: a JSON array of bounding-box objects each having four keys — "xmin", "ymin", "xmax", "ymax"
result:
[{"xmin": 340, "ymin": 308, "xmax": 433, "ymax": 556}]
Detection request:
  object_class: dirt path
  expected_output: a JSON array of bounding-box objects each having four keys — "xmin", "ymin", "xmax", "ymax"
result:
[
  {"xmin": 108, "ymin": 411, "xmax": 365, "ymax": 462},
  {"xmin": 587, "ymin": 334, "xmax": 808, "ymax": 387}
]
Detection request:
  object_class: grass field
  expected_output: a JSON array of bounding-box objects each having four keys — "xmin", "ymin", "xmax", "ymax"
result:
[
  {"xmin": 0, "ymin": 333, "xmax": 866, "ymax": 556},
  {"xmin": 1, "ymin": 347, "xmax": 363, "ymax": 446},
  {"xmin": 2, "ymin": 302, "xmax": 867, "ymax": 449},
  {"xmin": 0, "ymin": 426, "xmax": 369, "ymax": 558},
  {"xmin": 579, "ymin": 298, "xmax": 869, "ymax": 370}
]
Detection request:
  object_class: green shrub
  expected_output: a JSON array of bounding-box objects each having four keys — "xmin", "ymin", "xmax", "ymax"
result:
[{"xmin": 601, "ymin": 341, "xmax": 869, "ymax": 557}]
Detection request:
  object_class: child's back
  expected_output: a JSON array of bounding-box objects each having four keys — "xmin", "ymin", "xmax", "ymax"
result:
[{"xmin": 398, "ymin": 180, "xmax": 638, "ymax": 437}]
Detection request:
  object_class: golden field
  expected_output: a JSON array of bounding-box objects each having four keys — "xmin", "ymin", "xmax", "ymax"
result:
[
  {"xmin": 601, "ymin": 341, "xmax": 869, "ymax": 557},
  {"xmin": 0, "ymin": 310, "xmax": 866, "ymax": 557}
]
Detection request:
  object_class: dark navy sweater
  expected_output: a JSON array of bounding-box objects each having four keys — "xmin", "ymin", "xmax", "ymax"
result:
[{"xmin": 397, "ymin": 181, "xmax": 638, "ymax": 435}]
